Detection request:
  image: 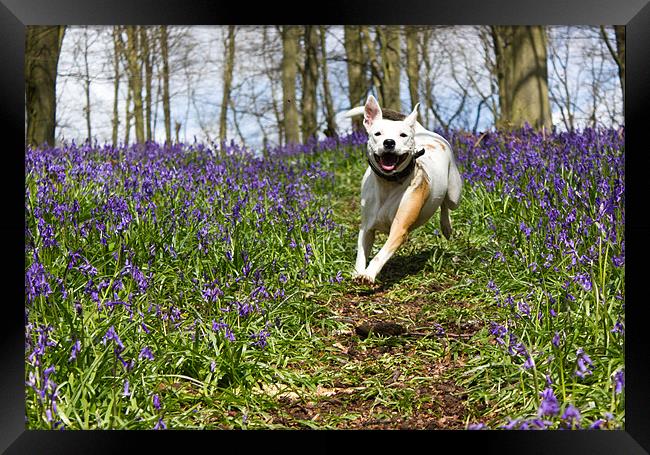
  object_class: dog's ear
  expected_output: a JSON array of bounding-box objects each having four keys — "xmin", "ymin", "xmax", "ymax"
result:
[
  {"xmin": 364, "ymin": 95, "xmax": 382, "ymax": 130},
  {"xmin": 405, "ymin": 102, "xmax": 420, "ymax": 127}
]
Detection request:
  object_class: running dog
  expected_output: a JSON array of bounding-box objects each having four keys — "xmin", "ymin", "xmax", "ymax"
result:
[{"xmin": 345, "ymin": 95, "xmax": 463, "ymax": 284}]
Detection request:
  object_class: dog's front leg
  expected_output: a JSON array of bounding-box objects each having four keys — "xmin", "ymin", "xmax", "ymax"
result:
[
  {"xmin": 361, "ymin": 219, "xmax": 408, "ymax": 283},
  {"xmin": 353, "ymin": 228, "xmax": 375, "ymax": 276},
  {"xmin": 361, "ymin": 172, "xmax": 430, "ymax": 283}
]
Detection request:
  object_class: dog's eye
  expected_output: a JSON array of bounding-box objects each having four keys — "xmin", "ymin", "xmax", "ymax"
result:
[
  {"xmin": 374, "ymin": 132, "xmax": 381, "ymax": 136},
  {"xmin": 400, "ymin": 133, "xmax": 408, "ymax": 138}
]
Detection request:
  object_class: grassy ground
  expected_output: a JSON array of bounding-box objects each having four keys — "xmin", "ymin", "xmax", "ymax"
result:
[{"xmin": 25, "ymin": 130, "xmax": 624, "ymax": 430}]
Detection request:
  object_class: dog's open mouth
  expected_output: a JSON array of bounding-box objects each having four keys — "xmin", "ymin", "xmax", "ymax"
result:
[{"xmin": 375, "ymin": 152, "xmax": 407, "ymax": 172}]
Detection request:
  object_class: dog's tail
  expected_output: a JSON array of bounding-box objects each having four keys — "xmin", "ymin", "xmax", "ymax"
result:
[{"xmin": 344, "ymin": 106, "xmax": 365, "ymax": 118}]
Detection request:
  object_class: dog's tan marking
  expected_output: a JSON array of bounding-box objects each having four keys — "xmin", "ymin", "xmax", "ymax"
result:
[
  {"xmin": 383, "ymin": 166, "xmax": 430, "ymax": 253},
  {"xmin": 425, "ymin": 144, "xmax": 437, "ymax": 152},
  {"xmin": 432, "ymin": 139, "xmax": 448, "ymax": 150}
]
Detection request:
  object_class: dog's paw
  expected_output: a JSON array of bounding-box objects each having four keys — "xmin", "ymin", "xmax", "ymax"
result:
[
  {"xmin": 441, "ymin": 225, "xmax": 452, "ymax": 240},
  {"xmin": 352, "ymin": 273, "xmax": 375, "ymax": 286}
]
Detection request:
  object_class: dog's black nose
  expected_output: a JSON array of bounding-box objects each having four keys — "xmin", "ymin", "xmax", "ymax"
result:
[{"xmin": 383, "ymin": 139, "xmax": 396, "ymax": 150}]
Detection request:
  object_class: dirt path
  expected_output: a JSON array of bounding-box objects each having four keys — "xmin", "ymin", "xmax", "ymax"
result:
[
  {"xmin": 268, "ymin": 263, "xmax": 485, "ymax": 429},
  {"xmin": 255, "ymin": 186, "xmax": 490, "ymax": 429}
]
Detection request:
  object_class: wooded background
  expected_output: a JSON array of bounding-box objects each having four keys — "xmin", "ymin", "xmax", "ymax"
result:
[{"xmin": 25, "ymin": 25, "xmax": 625, "ymax": 148}]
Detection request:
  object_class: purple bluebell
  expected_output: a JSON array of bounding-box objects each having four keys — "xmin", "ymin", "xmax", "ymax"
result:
[
  {"xmin": 575, "ymin": 348, "xmax": 593, "ymax": 378},
  {"xmin": 153, "ymin": 417, "xmax": 166, "ymax": 430},
  {"xmin": 250, "ymin": 328, "xmax": 270, "ymax": 348},
  {"xmin": 613, "ymin": 369, "xmax": 624, "ymax": 394},
  {"xmin": 590, "ymin": 419, "xmax": 607, "ymax": 429},
  {"xmin": 552, "ymin": 332, "xmax": 561, "ymax": 347},
  {"xmin": 611, "ymin": 320, "xmax": 624, "ymax": 335},
  {"xmin": 468, "ymin": 423, "xmax": 487, "ymax": 430},
  {"xmin": 139, "ymin": 346, "xmax": 154, "ymax": 361},
  {"xmin": 68, "ymin": 340, "xmax": 81, "ymax": 362},
  {"xmin": 561, "ymin": 405, "xmax": 582, "ymax": 428},
  {"xmin": 102, "ymin": 326, "xmax": 124, "ymax": 352},
  {"xmin": 538, "ymin": 388, "xmax": 560, "ymax": 417}
]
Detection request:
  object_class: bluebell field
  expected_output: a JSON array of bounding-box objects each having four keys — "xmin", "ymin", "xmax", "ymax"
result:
[
  {"xmin": 452, "ymin": 127, "xmax": 624, "ymax": 429},
  {"xmin": 25, "ymin": 127, "xmax": 624, "ymax": 429}
]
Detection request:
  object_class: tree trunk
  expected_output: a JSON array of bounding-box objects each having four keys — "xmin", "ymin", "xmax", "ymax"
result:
[
  {"xmin": 405, "ymin": 26, "xmax": 420, "ymax": 110},
  {"xmin": 361, "ymin": 27, "xmax": 382, "ymax": 105},
  {"xmin": 491, "ymin": 28, "xmax": 509, "ymax": 127},
  {"xmin": 124, "ymin": 85, "xmax": 132, "ymax": 145},
  {"xmin": 219, "ymin": 26, "xmax": 236, "ymax": 144},
  {"xmin": 301, "ymin": 26, "xmax": 319, "ymax": 142},
  {"xmin": 140, "ymin": 27, "xmax": 153, "ymax": 141},
  {"xmin": 378, "ymin": 26, "xmax": 401, "ymax": 111},
  {"xmin": 319, "ymin": 26, "xmax": 337, "ymax": 137},
  {"xmin": 262, "ymin": 27, "xmax": 283, "ymax": 145},
  {"xmin": 82, "ymin": 27, "xmax": 92, "ymax": 142},
  {"xmin": 421, "ymin": 29, "xmax": 433, "ymax": 129},
  {"xmin": 614, "ymin": 26, "xmax": 625, "ymax": 110},
  {"xmin": 175, "ymin": 121, "xmax": 181, "ymax": 143},
  {"xmin": 281, "ymin": 26, "xmax": 301, "ymax": 144},
  {"xmin": 491, "ymin": 26, "xmax": 552, "ymax": 130},
  {"xmin": 125, "ymin": 26, "xmax": 145, "ymax": 143},
  {"xmin": 159, "ymin": 26, "xmax": 172, "ymax": 144},
  {"xmin": 600, "ymin": 25, "xmax": 625, "ymax": 110},
  {"xmin": 111, "ymin": 27, "xmax": 122, "ymax": 145},
  {"xmin": 25, "ymin": 26, "xmax": 65, "ymax": 147},
  {"xmin": 153, "ymin": 71, "xmax": 161, "ymax": 139},
  {"xmin": 344, "ymin": 26, "xmax": 365, "ymax": 130}
]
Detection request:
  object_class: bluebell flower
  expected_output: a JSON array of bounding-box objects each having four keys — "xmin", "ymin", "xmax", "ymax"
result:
[
  {"xmin": 590, "ymin": 419, "xmax": 607, "ymax": 429},
  {"xmin": 573, "ymin": 272, "xmax": 592, "ymax": 292},
  {"xmin": 500, "ymin": 418, "xmax": 520, "ymax": 429},
  {"xmin": 575, "ymin": 348, "xmax": 593, "ymax": 378},
  {"xmin": 538, "ymin": 388, "xmax": 559, "ymax": 417},
  {"xmin": 552, "ymin": 332, "xmax": 561, "ymax": 347},
  {"xmin": 519, "ymin": 222, "xmax": 532, "ymax": 240},
  {"xmin": 611, "ymin": 320, "xmax": 624, "ymax": 335},
  {"xmin": 468, "ymin": 423, "xmax": 487, "ymax": 430},
  {"xmin": 139, "ymin": 346, "xmax": 154, "ymax": 361},
  {"xmin": 25, "ymin": 261, "xmax": 53, "ymax": 304},
  {"xmin": 613, "ymin": 369, "xmax": 624, "ymax": 394},
  {"xmin": 153, "ymin": 417, "xmax": 166, "ymax": 430},
  {"xmin": 561, "ymin": 405, "xmax": 581, "ymax": 428},
  {"xmin": 68, "ymin": 340, "xmax": 81, "ymax": 362},
  {"xmin": 522, "ymin": 355, "xmax": 535, "ymax": 370},
  {"xmin": 250, "ymin": 328, "xmax": 270, "ymax": 348},
  {"xmin": 102, "ymin": 326, "xmax": 124, "ymax": 352}
]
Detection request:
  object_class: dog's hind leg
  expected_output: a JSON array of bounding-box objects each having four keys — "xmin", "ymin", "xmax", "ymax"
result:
[
  {"xmin": 445, "ymin": 158, "xmax": 463, "ymax": 210},
  {"xmin": 439, "ymin": 156, "xmax": 461, "ymax": 240},
  {"xmin": 440, "ymin": 201, "xmax": 452, "ymax": 240}
]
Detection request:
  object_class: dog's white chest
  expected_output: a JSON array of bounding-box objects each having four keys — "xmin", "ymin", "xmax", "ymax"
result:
[
  {"xmin": 360, "ymin": 174, "xmax": 411, "ymax": 233},
  {"xmin": 360, "ymin": 147, "xmax": 448, "ymax": 234}
]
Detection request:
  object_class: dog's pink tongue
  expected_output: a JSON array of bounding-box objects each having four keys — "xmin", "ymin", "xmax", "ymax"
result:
[{"xmin": 380, "ymin": 154, "xmax": 398, "ymax": 171}]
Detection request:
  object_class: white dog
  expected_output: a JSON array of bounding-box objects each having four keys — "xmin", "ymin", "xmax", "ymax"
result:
[{"xmin": 345, "ymin": 95, "xmax": 463, "ymax": 284}]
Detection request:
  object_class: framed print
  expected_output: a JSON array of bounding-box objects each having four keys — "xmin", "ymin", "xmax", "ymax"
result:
[{"xmin": 3, "ymin": 0, "xmax": 650, "ymax": 453}]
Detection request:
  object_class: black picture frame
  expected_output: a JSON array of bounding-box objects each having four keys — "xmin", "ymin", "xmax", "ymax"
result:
[{"xmin": 3, "ymin": 1, "xmax": 649, "ymax": 453}]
